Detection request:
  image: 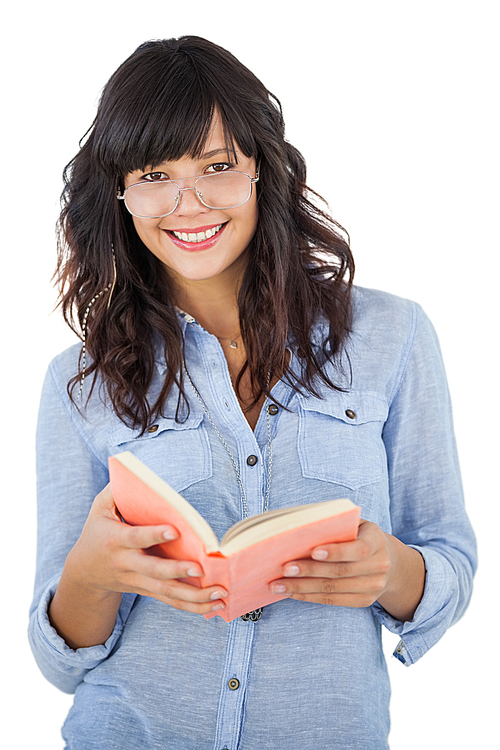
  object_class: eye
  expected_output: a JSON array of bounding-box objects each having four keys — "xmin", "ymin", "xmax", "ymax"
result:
[
  {"xmin": 205, "ymin": 162, "xmax": 234, "ymax": 174},
  {"xmin": 141, "ymin": 171, "xmax": 169, "ymax": 182}
]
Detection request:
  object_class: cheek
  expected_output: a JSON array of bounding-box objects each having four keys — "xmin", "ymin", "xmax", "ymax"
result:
[
  {"xmin": 243, "ymin": 200, "xmax": 258, "ymax": 240},
  {"xmin": 132, "ymin": 218, "xmax": 160, "ymax": 253},
  {"xmin": 132, "ymin": 217, "xmax": 149, "ymax": 242},
  {"xmin": 251, "ymin": 203, "xmax": 258, "ymax": 232}
]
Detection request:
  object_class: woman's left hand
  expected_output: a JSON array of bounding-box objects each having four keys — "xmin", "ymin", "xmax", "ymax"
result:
[{"xmin": 269, "ymin": 519, "xmax": 425, "ymax": 622}]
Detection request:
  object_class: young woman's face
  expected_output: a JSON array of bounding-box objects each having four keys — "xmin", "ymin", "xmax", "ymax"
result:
[{"xmin": 124, "ymin": 116, "xmax": 258, "ymax": 294}]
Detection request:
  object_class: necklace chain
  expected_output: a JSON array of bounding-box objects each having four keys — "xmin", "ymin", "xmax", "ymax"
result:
[{"xmin": 183, "ymin": 362, "xmax": 273, "ymax": 623}]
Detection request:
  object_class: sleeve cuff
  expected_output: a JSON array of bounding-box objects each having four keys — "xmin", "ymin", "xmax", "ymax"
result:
[
  {"xmin": 372, "ymin": 545, "xmax": 461, "ymax": 666},
  {"xmin": 30, "ymin": 575, "xmax": 137, "ymax": 688}
]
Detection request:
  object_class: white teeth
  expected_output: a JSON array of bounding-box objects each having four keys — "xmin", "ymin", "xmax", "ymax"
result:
[{"xmin": 172, "ymin": 224, "xmax": 223, "ymax": 243}]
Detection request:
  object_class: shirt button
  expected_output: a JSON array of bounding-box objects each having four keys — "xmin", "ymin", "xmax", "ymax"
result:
[
  {"xmin": 228, "ymin": 678, "xmax": 240, "ymax": 690},
  {"xmin": 268, "ymin": 404, "xmax": 279, "ymax": 415},
  {"xmin": 147, "ymin": 424, "xmax": 159, "ymax": 432},
  {"xmin": 247, "ymin": 455, "xmax": 258, "ymax": 466},
  {"xmin": 345, "ymin": 409, "xmax": 356, "ymax": 419}
]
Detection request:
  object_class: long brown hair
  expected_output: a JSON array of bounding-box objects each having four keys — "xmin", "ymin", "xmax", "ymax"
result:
[{"xmin": 56, "ymin": 36, "xmax": 354, "ymax": 432}]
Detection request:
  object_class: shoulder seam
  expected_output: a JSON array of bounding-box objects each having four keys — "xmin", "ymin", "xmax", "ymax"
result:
[{"xmin": 387, "ymin": 301, "xmax": 421, "ymax": 405}]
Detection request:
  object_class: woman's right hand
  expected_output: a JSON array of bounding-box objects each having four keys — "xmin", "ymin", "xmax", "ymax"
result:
[{"xmin": 49, "ymin": 485, "xmax": 227, "ymax": 649}]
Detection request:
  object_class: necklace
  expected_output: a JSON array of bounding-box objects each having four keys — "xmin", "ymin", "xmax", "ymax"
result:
[
  {"xmin": 183, "ymin": 361, "xmax": 273, "ymax": 621},
  {"xmin": 215, "ymin": 334, "xmax": 241, "ymax": 349}
]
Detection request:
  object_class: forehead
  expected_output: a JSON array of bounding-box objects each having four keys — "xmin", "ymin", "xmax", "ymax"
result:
[
  {"xmin": 125, "ymin": 117, "xmax": 252, "ymax": 180},
  {"xmin": 154, "ymin": 116, "xmax": 234, "ymax": 166}
]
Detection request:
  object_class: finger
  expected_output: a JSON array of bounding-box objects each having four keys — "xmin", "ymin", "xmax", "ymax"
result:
[
  {"xmin": 269, "ymin": 574, "xmax": 386, "ymax": 599},
  {"xmin": 130, "ymin": 573, "xmax": 228, "ymax": 605},
  {"xmin": 86, "ymin": 483, "xmax": 121, "ymax": 522},
  {"xmin": 150, "ymin": 591, "xmax": 227, "ymax": 615},
  {"xmin": 289, "ymin": 591, "xmax": 376, "ymax": 608},
  {"xmin": 310, "ymin": 522, "xmax": 377, "ymax": 563},
  {"xmin": 281, "ymin": 558, "xmax": 369, "ymax": 579},
  {"xmin": 120, "ymin": 522, "xmax": 182, "ymax": 552},
  {"xmin": 94, "ymin": 483, "xmax": 115, "ymax": 507},
  {"xmin": 125, "ymin": 549, "xmax": 206, "ymax": 582},
  {"xmin": 92, "ymin": 487, "xmax": 181, "ymax": 549},
  {"xmin": 125, "ymin": 572, "xmax": 229, "ymax": 615}
]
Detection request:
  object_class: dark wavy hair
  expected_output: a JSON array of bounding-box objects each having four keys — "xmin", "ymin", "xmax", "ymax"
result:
[{"xmin": 56, "ymin": 36, "xmax": 354, "ymax": 431}]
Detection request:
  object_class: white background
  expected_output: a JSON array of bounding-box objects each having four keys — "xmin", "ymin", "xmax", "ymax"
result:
[{"xmin": 2, "ymin": 1, "xmax": 498, "ymax": 747}]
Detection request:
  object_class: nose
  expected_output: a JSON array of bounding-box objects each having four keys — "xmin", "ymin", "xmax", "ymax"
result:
[{"xmin": 173, "ymin": 185, "xmax": 211, "ymax": 217}]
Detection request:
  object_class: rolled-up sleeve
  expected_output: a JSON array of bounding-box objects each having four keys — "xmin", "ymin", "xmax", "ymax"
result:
[
  {"xmin": 28, "ymin": 359, "xmax": 137, "ymax": 692},
  {"xmin": 372, "ymin": 303, "xmax": 477, "ymax": 665},
  {"xmin": 29, "ymin": 574, "xmax": 136, "ymax": 693}
]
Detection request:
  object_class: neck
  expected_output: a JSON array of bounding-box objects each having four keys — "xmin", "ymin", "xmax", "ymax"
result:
[{"xmin": 174, "ymin": 276, "xmax": 241, "ymax": 341}]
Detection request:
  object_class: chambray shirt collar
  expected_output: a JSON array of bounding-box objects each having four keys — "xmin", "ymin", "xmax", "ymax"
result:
[
  {"xmin": 154, "ymin": 308, "xmax": 204, "ymax": 376},
  {"xmin": 162, "ymin": 308, "xmax": 330, "ymax": 384}
]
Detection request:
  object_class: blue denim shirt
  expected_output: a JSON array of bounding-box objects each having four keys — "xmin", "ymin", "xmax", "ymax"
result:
[{"xmin": 29, "ymin": 286, "xmax": 476, "ymax": 750}]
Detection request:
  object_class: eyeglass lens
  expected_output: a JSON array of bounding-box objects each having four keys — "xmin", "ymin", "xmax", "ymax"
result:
[{"xmin": 124, "ymin": 172, "xmax": 252, "ymax": 218}]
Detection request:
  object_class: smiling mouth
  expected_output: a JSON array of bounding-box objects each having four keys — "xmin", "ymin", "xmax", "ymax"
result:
[{"xmin": 169, "ymin": 223, "xmax": 226, "ymax": 243}]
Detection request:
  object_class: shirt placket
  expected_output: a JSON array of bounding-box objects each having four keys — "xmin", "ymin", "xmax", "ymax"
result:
[
  {"xmin": 212, "ymin": 617, "xmax": 258, "ymax": 750},
  {"xmin": 195, "ymin": 332, "xmax": 271, "ymax": 748},
  {"xmin": 210, "ymin": 434, "xmax": 264, "ymax": 750}
]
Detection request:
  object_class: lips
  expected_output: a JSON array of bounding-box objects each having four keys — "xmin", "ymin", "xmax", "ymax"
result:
[{"xmin": 164, "ymin": 222, "xmax": 228, "ymax": 250}]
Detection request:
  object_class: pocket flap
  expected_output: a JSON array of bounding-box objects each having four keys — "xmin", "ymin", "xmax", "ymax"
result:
[
  {"xmin": 111, "ymin": 411, "xmax": 204, "ymax": 447},
  {"xmin": 299, "ymin": 389, "xmax": 388, "ymax": 425},
  {"xmin": 109, "ymin": 410, "xmax": 211, "ymax": 493}
]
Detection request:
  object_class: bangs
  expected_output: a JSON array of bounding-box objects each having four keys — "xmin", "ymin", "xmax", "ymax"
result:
[{"xmin": 91, "ymin": 40, "xmax": 259, "ymax": 179}]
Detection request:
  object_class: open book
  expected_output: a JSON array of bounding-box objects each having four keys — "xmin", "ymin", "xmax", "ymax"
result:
[{"xmin": 109, "ymin": 451, "xmax": 361, "ymax": 622}]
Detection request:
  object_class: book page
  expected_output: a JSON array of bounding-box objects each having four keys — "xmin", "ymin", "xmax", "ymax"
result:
[{"xmin": 220, "ymin": 498, "xmax": 356, "ymax": 554}]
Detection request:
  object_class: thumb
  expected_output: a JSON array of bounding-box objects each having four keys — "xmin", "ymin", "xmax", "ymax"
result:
[{"xmin": 90, "ymin": 483, "xmax": 122, "ymax": 521}]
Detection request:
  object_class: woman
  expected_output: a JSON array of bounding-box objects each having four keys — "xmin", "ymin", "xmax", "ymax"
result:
[{"xmin": 29, "ymin": 36, "xmax": 476, "ymax": 749}]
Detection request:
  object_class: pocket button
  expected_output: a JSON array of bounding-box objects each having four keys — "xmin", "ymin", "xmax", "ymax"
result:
[{"xmin": 345, "ymin": 409, "xmax": 356, "ymax": 419}]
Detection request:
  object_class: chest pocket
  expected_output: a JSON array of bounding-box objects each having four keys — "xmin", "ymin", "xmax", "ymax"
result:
[
  {"xmin": 297, "ymin": 390, "xmax": 388, "ymax": 490},
  {"xmin": 110, "ymin": 412, "xmax": 212, "ymax": 493}
]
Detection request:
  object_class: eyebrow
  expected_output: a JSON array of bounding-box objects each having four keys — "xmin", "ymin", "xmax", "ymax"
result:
[
  {"xmin": 138, "ymin": 148, "xmax": 242, "ymax": 176},
  {"xmin": 200, "ymin": 147, "xmax": 239, "ymax": 160}
]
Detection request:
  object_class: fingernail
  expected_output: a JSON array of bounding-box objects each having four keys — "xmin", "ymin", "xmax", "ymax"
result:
[
  {"xmin": 162, "ymin": 529, "xmax": 177, "ymax": 541},
  {"xmin": 210, "ymin": 590, "xmax": 228, "ymax": 600},
  {"xmin": 211, "ymin": 602, "xmax": 225, "ymax": 611},
  {"xmin": 284, "ymin": 565, "xmax": 300, "ymax": 576},
  {"xmin": 187, "ymin": 567, "xmax": 203, "ymax": 577},
  {"xmin": 270, "ymin": 583, "xmax": 287, "ymax": 593},
  {"xmin": 312, "ymin": 549, "xmax": 328, "ymax": 560}
]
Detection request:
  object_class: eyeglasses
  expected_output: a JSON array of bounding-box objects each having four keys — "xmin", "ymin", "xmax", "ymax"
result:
[{"xmin": 117, "ymin": 169, "xmax": 259, "ymax": 219}]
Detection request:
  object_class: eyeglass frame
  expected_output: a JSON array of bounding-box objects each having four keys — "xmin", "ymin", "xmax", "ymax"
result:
[{"xmin": 116, "ymin": 168, "xmax": 260, "ymax": 219}]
